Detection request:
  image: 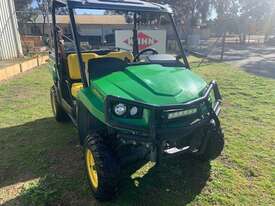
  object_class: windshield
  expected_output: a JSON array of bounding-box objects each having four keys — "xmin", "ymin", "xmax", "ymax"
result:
[{"xmin": 61, "ymin": 9, "xmax": 182, "ymax": 55}]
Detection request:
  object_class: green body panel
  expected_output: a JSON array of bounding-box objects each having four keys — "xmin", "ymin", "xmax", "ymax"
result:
[
  {"xmin": 48, "ymin": 59, "xmax": 58, "ymax": 82},
  {"xmin": 78, "ymin": 86, "xmax": 106, "ymax": 123},
  {"xmin": 93, "ymin": 64, "xmax": 206, "ymax": 105},
  {"xmin": 78, "ymin": 64, "xmax": 207, "ymax": 128}
]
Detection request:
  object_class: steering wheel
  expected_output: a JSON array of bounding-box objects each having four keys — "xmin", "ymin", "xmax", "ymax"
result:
[{"xmin": 134, "ymin": 48, "xmax": 159, "ymax": 62}]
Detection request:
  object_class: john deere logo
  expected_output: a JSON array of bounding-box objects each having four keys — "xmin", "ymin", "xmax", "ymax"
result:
[{"xmin": 123, "ymin": 32, "xmax": 159, "ymax": 50}]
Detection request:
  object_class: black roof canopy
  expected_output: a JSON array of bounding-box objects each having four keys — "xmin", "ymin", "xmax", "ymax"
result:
[{"xmin": 53, "ymin": 0, "xmax": 172, "ymax": 13}]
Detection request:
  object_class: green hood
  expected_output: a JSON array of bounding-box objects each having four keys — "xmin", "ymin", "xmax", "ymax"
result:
[{"xmin": 93, "ymin": 64, "xmax": 207, "ymax": 106}]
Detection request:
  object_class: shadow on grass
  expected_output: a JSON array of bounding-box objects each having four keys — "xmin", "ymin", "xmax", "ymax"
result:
[
  {"xmin": 242, "ymin": 58, "xmax": 275, "ymax": 79},
  {"xmin": 1, "ymin": 118, "xmax": 211, "ymax": 206}
]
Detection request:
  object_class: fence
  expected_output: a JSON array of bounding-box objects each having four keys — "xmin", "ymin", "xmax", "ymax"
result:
[
  {"xmin": 13, "ymin": 9, "xmax": 275, "ymax": 62},
  {"xmin": 185, "ymin": 31, "xmax": 275, "ymax": 61}
]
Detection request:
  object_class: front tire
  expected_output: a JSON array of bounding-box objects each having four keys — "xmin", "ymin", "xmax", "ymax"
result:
[
  {"xmin": 50, "ymin": 86, "xmax": 69, "ymax": 122},
  {"xmin": 84, "ymin": 133, "xmax": 120, "ymax": 201},
  {"xmin": 194, "ymin": 126, "xmax": 224, "ymax": 161}
]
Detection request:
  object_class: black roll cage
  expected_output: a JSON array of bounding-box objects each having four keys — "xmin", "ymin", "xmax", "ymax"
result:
[{"xmin": 52, "ymin": 0, "xmax": 190, "ymax": 89}]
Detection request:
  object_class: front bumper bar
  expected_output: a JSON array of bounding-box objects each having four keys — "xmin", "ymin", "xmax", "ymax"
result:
[{"xmin": 104, "ymin": 81, "xmax": 222, "ymax": 159}]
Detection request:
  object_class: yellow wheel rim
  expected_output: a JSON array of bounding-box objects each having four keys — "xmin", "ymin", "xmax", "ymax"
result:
[{"xmin": 86, "ymin": 149, "xmax": 99, "ymax": 189}]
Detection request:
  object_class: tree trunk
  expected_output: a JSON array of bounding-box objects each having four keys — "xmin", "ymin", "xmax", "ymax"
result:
[
  {"xmin": 239, "ymin": 34, "xmax": 246, "ymax": 45},
  {"xmin": 239, "ymin": 34, "xmax": 242, "ymax": 44},
  {"xmin": 264, "ymin": 33, "xmax": 269, "ymax": 43},
  {"xmin": 243, "ymin": 34, "xmax": 246, "ymax": 44},
  {"xmin": 220, "ymin": 32, "xmax": 226, "ymax": 61},
  {"xmin": 42, "ymin": 15, "xmax": 46, "ymax": 36}
]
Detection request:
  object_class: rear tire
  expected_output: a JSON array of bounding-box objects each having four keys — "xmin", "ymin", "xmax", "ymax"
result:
[
  {"xmin": 194, "ymin": 127, "xmax": 224, "ymax": 161},
  {"xmin": 50, "ymin": 86, "xmax": 69, "ymax": 122},
  {"xmin": 84, "ymin": 133, "xmax": 120, "ymax": 201}
]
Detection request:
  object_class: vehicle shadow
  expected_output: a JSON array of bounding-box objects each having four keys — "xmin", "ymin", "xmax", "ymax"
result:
[
  {"xmin": 0, "ymin": 118, "xmax": 210, "ymax": 206},
  {"xmin": 115, "ymin": 157, "xmax": 211, "ymax": 206}
]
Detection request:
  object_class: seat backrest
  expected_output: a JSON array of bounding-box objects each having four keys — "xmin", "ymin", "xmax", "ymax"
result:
[
  {"xmin": 88, "ymin": 57, "xmax": 128, "ymax": 80},
  {"xmin": 101, "ymin": 51, "xmax": 134, "ymax": 62},
  {"xmin": 67, "ymin": 53, "xmax": 98, "ymax": 80},
  {"xmin": 67, "ymin": 51, "xmax": 134, "ymax": 80}
]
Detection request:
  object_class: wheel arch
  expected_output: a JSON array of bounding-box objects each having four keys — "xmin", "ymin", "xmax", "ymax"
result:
[{"xmin": 77, "ymin": 100, "xmax": 106, "ymax": 145}]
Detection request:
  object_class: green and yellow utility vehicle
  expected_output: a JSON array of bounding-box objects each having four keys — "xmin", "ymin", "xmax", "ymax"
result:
[{"xmin": 49, "ymin": 0, "xmax": 224, "ymax": 200}]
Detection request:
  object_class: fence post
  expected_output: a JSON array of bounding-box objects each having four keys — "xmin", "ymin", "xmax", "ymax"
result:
[
  {"xmin": 37, "ymin": 55, "xmax": 40, "ymax": 66},
  {"xmin": 220, "ymin": 32, "xmax": 226, "ymax": 61}
]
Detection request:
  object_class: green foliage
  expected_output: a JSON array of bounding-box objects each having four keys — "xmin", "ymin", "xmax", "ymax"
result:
[
  {"xmin": 145, "ymin": 0, "xmax": 212, "ymax": 35},
  {"xmin": 14, "ymin": 0, "xmax": 37, "ymax": 34},
  {"xmin": 147, "ymin": 0, "xmax": 275, "ymax": 38},
  {"xmin": 36, "ymin": 0, "xmax": 51, "ymax": 35},
  {"xmin": 14, "ymin": 0, "xmax": 33, "ymax": 11},
  {"xmin": 212, "ymin": 0, "xmax": 275, "ymax": 39}
]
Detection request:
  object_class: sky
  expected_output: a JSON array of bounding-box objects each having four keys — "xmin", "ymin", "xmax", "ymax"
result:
[
  {"xmin": 31, "ymin": 1, "xmax": 38, "ymax": 8},
  {"xmin": 31, "ymin": 1, "xmax": 105, "ymax": 15},
  {"xmin": 210, "ymin": 9, "xmax": 217, "ymax": 20},
  {"xmin": 31, "ymin": 0, "xmax": 217, "ymax": 19}
]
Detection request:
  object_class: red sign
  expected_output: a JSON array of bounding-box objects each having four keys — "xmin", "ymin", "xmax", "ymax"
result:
[{"xmin": 123, "ymin": 32, "xmax": 159, "ymax": 50}]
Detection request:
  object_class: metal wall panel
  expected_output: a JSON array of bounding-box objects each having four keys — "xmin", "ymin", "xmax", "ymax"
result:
[{"xmin": 0, "ymin": 0, "xmax": 23, "ymax": 60}]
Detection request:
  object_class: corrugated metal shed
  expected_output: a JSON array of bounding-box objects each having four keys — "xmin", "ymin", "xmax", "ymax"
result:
[{"xmin": 0, "ymin": 0, "xmax": 23, "ymax": 60}]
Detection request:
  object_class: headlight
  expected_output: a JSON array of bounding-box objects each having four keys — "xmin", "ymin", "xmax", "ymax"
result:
[
  {"xmin": 129, "ymin": 106, "xmax": 138, "ymax": 116},
  {"xmin": 114, "ymin": 103, "xmax": 127, "ymax": 116},
  {"xmin": 168, "ymin": 108, "xmax": 197, "ymax": 120}
]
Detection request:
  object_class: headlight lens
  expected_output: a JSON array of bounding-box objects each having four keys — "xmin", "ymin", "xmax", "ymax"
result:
[
  {"xmin": 114, "ymin": 103, "xmax": 127, "ymax": 116},
  {"xmin": 167, "ymin": 108, "xmax": 197, "ymax": 120},
  {"xmin": 129, "ymin": 106, "xmax": 138, "ymax": 116}
]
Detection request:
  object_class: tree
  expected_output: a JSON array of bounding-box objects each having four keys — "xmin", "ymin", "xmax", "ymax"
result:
[
  {"xmin": 239, "ymin": 0, "xmax": 275, "ymax": 41},
  {"xmin": 14, "ymin": 0, "xmax": 33, "ymax": 11},
  {"xmin": 14, "ymin": 0, "xmax": 35, "ymax": 34},
  {"xmin": 213, "ymin": 0, "xmax": 275, "ymax": 44},
  {"xmin": 144, "ymin": 0, "xmax": 213, "ymax": 38},
  {"xmin": 36, "ymin": 0, "xmax": 51, "ymax": 36}
]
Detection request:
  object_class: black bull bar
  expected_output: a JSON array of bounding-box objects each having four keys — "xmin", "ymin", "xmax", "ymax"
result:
[{"xmin": 104, "ymin": 81, "xmax": 222, "ymax": 159}]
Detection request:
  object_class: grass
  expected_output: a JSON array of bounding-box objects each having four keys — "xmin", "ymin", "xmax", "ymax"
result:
[{"xmin": 0, "ymin": 59, "xmax": 274, "ymax": 206}]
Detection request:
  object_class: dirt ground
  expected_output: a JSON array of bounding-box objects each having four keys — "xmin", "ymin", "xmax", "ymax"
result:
[
  {"xmin": 223, "ymin": 46, "xmax": 275, "ymax": 79},
  {"xmin": 196, "ymin": 45, "xmax": 275, "ymax": 79}
]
